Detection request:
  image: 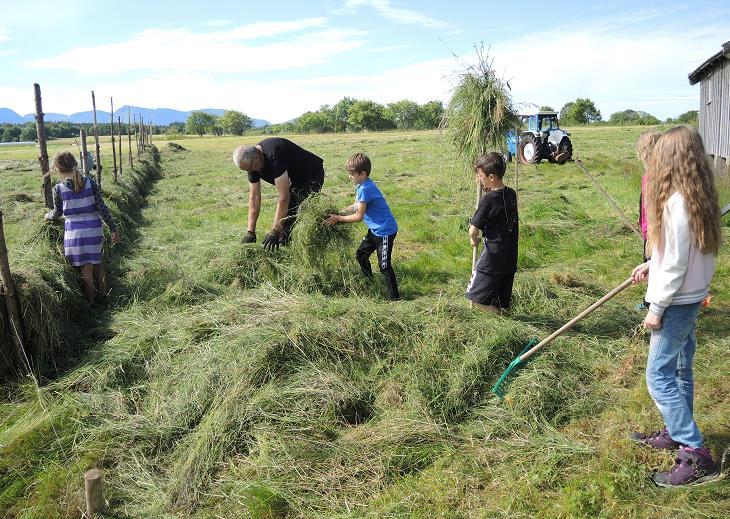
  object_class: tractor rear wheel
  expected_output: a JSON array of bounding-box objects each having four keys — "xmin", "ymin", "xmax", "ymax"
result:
[
  {"xmin": 518, "ymin": 135, "xmax": 542, "ymax": 164},
  {"xmin": 555, "ymin": 137, "xmax": 573, "ymax": 164}
]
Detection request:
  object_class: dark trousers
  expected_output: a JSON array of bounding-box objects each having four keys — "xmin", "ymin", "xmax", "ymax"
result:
[
  {"xmin": 282, "ymin": 166, "xmax": 325, "ymax": 238},
  {"xmin": 356, "ymin": 230, "xmax": 399, "ymax": 300}
]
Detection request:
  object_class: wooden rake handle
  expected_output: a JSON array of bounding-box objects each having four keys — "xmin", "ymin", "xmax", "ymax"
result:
[
  {"xmin": 519, "ymin": 277, "xmax": 634, "ymax": 362},
  {"xmin": 576, "ymin": 159, "xmax": 644, "ymax": 241}
]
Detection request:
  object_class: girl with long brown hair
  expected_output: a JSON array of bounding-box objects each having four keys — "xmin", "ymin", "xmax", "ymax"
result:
[{"xmin": 630, "ymin": 125, "xmax": 721, "ymax": 487}]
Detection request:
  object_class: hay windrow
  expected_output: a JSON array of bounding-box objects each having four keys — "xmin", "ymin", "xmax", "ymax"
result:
[{"xmin": 0, "ymin": 147, "xmax": 162, "ymax": 379}]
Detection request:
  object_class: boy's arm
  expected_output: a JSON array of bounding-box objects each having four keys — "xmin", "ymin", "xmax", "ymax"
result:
[
  {"xmin": 468, "ymin": 224, "xmax": 481, "ymax": 247},
  {"xmin": 325, "ymin": 202, "xmax": 366, "ymax": 224}
]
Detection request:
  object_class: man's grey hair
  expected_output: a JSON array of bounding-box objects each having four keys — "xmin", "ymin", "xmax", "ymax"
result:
[{"xmin": 232, "ymin": 145, "xmax": 257, "ymax": 168}]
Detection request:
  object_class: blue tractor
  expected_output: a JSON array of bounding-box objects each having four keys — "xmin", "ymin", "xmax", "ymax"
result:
[{"xmin": 506, "ymin": 110, "xmax": 572, "ymax": 165}]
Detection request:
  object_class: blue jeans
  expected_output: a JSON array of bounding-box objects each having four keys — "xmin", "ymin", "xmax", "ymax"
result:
[{"xmin": 646, "ymin": 302, "xmax": 703, "ymax": 448}]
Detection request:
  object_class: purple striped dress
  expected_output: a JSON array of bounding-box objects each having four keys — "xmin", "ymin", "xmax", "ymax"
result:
[{"xmin": 59, "ymin": 177, "xmax": 104, "ymax": 266}]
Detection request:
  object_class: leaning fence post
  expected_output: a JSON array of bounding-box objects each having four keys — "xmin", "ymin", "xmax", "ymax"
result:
[
  {"xmin": 84, "ymin": 469, "xmax": 105, "ymax": 517},
  {"xmin": 117, "ymin": 115, "xmax": 123, "ymax": 177},
  {"xmin": 80, "ymin": 130, "xmax": 89, "ymax": 175},
  {"xmin": 0, "ymin": 210, "xmax": 31, "ymax": 375},
  {"xmin": 91, "ymin": 91, "xmax": 103, "ymax": 188},
  {"xmin": 110, "ymin": 98, "xmax": 118, "ymax": 183},
  {"xmin": 33, "ymin": 84, "xmax": 53, "ymax": 209}
]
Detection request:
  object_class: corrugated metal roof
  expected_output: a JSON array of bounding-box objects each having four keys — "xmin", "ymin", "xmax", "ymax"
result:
[{"xmin": 688, "ymin": 41, "xmax": 730, "ymax": 85}]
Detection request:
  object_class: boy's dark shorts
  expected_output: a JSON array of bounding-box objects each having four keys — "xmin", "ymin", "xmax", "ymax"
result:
[{"xmin": 466, "ymin": 271, "xmax": 515, "ymax": 309}]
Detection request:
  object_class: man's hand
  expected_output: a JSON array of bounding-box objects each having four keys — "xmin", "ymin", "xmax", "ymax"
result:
[
  {"xmin": 241, "ymin": 230, "xmax": 256, "ymax": 244},
  {"xmin": 111, "ymin": 232, "xmax": 121, "ymax": 244},
  {"xmin": 631, "ymin": 262, "xmax": 649, "ymax": 284},
  {"xmin": 262, "ymin": 229, "xmax": 281, "ymax": 252},
  {"xmin": 324, "ymin": 214, "xmax": 340, "ymax": 226},
  {"xmin": 644, "ymin": 311, "xmax": 662, "ymax": 330}
]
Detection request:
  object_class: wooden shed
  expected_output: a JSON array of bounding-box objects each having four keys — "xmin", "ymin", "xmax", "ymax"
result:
[{"xmin": 688, "ymin": 41, "xmax": 730, "ymax": 173}]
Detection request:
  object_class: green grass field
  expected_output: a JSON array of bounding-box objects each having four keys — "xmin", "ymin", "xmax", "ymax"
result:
[{"xmin": 1, "ymin": 127, "xmax": 729, "ymax": 518}]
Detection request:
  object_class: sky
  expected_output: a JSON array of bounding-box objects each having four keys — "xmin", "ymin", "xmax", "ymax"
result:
[{"xmin": 0, "ymin": 0, "xmax": 726, "ymax": 123}]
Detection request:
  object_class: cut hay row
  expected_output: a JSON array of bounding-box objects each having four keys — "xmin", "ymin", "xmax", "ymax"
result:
[
  {"xmin": 1, "ymin": 282, "xmax": 643, "ymax": 517},
  {"xmin": 1, "ymin": 130, "xmax": 728, "ymax": 517},
  {"xmin": 0, "ymin": 146, "xmax": 162, "ymax": 379}
]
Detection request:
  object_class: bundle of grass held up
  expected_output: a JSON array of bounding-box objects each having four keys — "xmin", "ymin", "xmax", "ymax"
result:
[
  {"xmin": 441, "ymin": 46, "xmax": 519, "ymax": 173},
  {"xmin": 287, "ymin": 193, "xmax": 369, "ymax": 295}
]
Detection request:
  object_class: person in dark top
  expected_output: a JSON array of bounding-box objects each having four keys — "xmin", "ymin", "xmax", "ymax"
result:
[
  {"xmin": 466, "ymin": 152, "xmax": 518, "ymax": 314},
  {"xmin": 232, "ymin": 138, "xmax": 325, "ymax": 251}
]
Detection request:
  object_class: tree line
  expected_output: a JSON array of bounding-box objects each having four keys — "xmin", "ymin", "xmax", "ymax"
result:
[
  {"xmin": 540, "ymin": 98, "xmax": 698, "ymax": 127},
  {"xmin": 0, "ymin": 98, "xmax": 700, "ymax": 143},
  {"xmin": 0, "ymin": 121, "xmax": 158, "ymax": 143},
  {"xmin": 183, "ymin": 98, "xmax": 445, "ymax": 137}
]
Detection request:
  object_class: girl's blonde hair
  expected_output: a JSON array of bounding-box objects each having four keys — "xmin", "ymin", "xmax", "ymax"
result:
[
  {"xmin": 635, "ymin": 129, "xmax": 661, "ymax": 167},
  {"xmin": 646, "ymin": 125, "xmax": 721, "ymax": 255},
  {"xmin": 52, "ymin": 151, "xmax": 85, "ymax": 192}
]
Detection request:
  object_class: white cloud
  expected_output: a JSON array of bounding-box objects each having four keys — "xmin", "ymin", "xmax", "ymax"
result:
[
  {"xmin": 201, "ymin": 20, "xmax": 233, "ymax": 27},
  {"xmin": 468, "ymin": 26, "xmax": 716, "ymax": 119},
  {"xmin": 344, "ymin": 0, "xmax": 451, "ymax": 29},
  {"xmin": 0, "ymin": 25, "xmax": 10, "ymax": 43},
  {"xmin": 5, "ymin": 18, "xmax": 721, "ymax": 122},
  {"xmin": 26, "ymin": 18, "xmax": 355, "ymax": 75}
]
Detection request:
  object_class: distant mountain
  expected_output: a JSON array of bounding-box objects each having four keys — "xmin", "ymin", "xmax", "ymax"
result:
[
  {"xmin": 0, "ymin": 108, "xmax": 25, "ymax": 124},
  {"xmin": 68, "ymin": 110, "xmax": 112, "ymax": 123},
  {"xmin": 0, "ymin": 106, "xmax": 269, "ymax": 127}
]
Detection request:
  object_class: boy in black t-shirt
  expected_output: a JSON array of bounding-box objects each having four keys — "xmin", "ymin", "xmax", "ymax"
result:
[{"xmin": 466, "ymin": 152, "xmax": 518, "ymax": 314}]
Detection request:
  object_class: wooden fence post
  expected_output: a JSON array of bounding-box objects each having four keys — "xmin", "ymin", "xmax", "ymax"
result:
[
  {"xmin": 33, "ymin": 84, "xmax": 53, "ymax": 209},
  {"xmin": 148, "ymin": 121, "xmax": 152, "ymax": 146},
  {"xmin": 84, "ymin": 469, "xmax": 104, "ymax": 517},
  {"xmin": 133, "ymin": 115, "xmax": 139, "ymax": 157},
  {"xmin": 110, "ymin": 98, "xmax": 118, "ymax": 183},
  {"xmin": 90, "ymin": 91, "xmax": 103, "ymax": 188},
  {"xmin": 0, "ymin": 210, "xmax": 31, "ymax": 375},
  {"xmin": 128, "ymin": 107, "xmax": 133, "ymax": 168},
  {"xmin": 117, "ymin": 116, "xmax": 123, "ymax": 177},
  {"xmin": 80, "ymin": 130, "xmax": 89, "ymax": 175}
]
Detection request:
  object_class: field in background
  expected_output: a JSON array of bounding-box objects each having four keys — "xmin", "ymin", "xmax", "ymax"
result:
[{"xmin": 1, "ymin": 127, "xmax": 729, "ymax": 517}]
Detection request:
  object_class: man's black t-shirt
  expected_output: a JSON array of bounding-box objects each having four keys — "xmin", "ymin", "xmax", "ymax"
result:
[
  {"xmin": 470, "ymin": 186, "xmax": 519, "ymax": 274},
  {"xmin": 247, "ymin": 138, "xmax": 324, "ymax": 189}
]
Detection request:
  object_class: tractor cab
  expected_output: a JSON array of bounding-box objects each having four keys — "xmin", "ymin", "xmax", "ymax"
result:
[{"xmin": 523, "ymin": 112, "xmax": 560, "ymax": 133}]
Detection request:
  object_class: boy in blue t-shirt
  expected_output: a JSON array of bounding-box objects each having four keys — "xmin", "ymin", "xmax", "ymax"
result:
[{"xmin": 325, "ymin": 153, "xmax": 399, "ymax": 300}]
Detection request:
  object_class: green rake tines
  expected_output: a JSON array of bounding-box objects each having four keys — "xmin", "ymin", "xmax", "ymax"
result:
[{"xmin": 491, "ymin": 277, "xmax": 634, "ymax": 400}]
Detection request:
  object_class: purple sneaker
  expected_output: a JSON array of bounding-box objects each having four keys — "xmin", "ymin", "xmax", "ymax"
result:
[
  {"xmin": 630, "ymin": 427, "xmax": 680, "ymax": 450},
  {"xmin": 653, "ymin": 446, "xmax": 720, "ymax": 487}
]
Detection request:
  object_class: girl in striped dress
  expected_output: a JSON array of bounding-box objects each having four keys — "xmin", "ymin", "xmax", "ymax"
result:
[{"xmin": 45, "ymin": 151, "xmax": 120, "ymax": 304}]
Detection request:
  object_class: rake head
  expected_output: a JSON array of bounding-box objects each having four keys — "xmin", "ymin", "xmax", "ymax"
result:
[{"xmin": 491, "ymin": 338, "xmax": 537, "ymax": 400}]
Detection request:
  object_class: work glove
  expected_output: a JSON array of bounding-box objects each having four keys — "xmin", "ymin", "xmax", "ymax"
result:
[
  {"xmin": 279, "ymin": 229, "xmax": 291, "ymax": 247},
  {"xmin": 262, "ymin": 229, "xmax": 281, "ymax": 252},
  {"xmin": 241, "ymin": 230, "xmax": 256, "ymax": 244}
]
